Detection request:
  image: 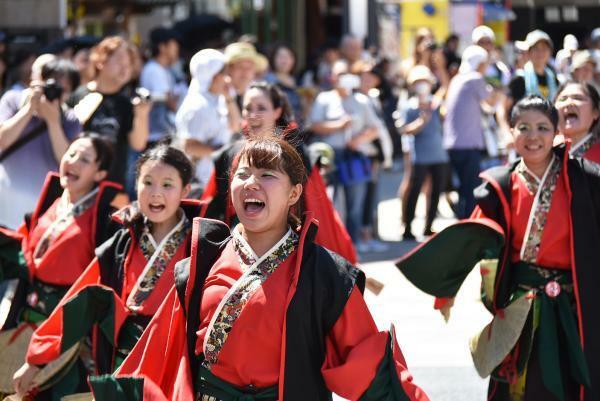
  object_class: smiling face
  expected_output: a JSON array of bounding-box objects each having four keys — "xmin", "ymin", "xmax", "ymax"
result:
[
  {"xmin": 59, "ymin": 138, "xmax": 106, "ymax": 199},
  {"xmin": 231, "ymin": 157, "xmax": 302, "ymax": 237},
  {"xmin": 136, "ymin": 160, "xmax": 190, "ymax": 225},
  {"xmin": 512, "ymin": 110, "xmax": 556, "ymax": 168},
  {"xmin": 242, "ymin": 87, "xmax": 282, "ymax": 135},
  {"xmin": 555, "ymin": 83, "xmax": 600, "ymax": 139}
]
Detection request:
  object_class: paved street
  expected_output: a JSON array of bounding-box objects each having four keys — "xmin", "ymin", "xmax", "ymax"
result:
[{"xmin": 336, "ymin": 164, "xmax": 492, "ymax": 401}]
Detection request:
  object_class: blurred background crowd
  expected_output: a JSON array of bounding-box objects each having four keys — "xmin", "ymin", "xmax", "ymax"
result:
[{"xmin": 1, "ymin": 0, "xmax": 599, "ymax": 254}]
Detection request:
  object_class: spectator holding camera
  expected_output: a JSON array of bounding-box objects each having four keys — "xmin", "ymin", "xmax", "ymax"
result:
[
  {"xmin": 68, "ymin": 36, "xmax": 150, "ymax": 188},
  {"xmin": 0, "ymin": 58, "xmax": 81, "ymax": 228}
]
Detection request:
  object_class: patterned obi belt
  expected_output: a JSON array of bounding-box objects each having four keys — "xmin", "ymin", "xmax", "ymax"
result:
[
  {"xmin": 512, "ymin": 262, "xmax": 590, "ymax": 397},
  {"xmin": 196, "ymin": 365, "xmax": 277, "ymax": 401}
]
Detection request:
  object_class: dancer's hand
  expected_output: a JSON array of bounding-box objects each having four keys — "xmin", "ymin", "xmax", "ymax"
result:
[{"xmin": 13, "ymin": 362, "xmax": 40, "ymax": 396}]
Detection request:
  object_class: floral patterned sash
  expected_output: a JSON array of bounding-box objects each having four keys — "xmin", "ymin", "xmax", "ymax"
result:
[
  {"xmin": 126, "ymin": 211, "xmax": 190, "ymax": 311},
  {"xmin": 569, "ymin": 130, "xmax": 599, "ymax": 158},
  {"xmin": 202, "ymin": 226, "xmax": 299, "ymax": 369},
  {"xmin": 516, "ymin": 156, "xmax": 562, "ymax": 263},
  {"xmin": 33, "ymin": 188, "xmax": 99, "ymax": 262}
]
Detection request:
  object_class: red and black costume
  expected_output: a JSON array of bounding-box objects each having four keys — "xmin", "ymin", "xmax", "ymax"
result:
[
  {"xmin": 397, "ymin": 146, "xmax": 600, "ymax": 401},
  {"xmin": 89, "ymin": 215, "xmax": 428, "ymax": 401},
  {"xmin": 0, "ymin": 172, "xmax": 120, "ymax": 327},
  {"xmin": 201, "ymin": 133, "xmax": 358, "ymax": 264},
  {"xmin": 24, "ymin": 200, "xmax": 206, "ymax": 399}
]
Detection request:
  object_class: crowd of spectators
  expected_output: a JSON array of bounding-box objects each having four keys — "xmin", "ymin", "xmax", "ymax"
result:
[{"xmin": 2, "ymin": 24, "xmax": 600, "ymax": 252}]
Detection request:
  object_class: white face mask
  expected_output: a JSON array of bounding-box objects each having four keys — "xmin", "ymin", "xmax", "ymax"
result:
[
  {"xmin": 414, "ymin": 81, "xmax": 432, "ymax": 96},
  {"xmin": 338, "ymin": 74, "xmax": 361, "ymax": 91}
]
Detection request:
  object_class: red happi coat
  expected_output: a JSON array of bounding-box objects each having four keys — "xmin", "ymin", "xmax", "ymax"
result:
[
  {"xmin": 0, "ymin": 172, "xmax": 120, "ymax": 329},
  {"xmin": 25, "ymin": 200, "xmax": 207, "ymax": 375},
  {"xmin": 397, "ymin": 146, "xmax": 600, "ymax": 401},
  {"xmin": 89, "ymin": 216, "xmax": 428, "ymax": 401},
  {"xmin": 21, "ymin": 173, "xmax": 121, "ymax": 286}
]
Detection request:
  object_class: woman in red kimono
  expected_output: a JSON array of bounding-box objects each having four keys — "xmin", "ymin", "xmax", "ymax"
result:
[
  {"xmin": 202, "ymin": 82, "xmax": 357, "ymax": 263},
  {"xmin": 90, "ymin": 136, "xmax": 428, "ymax": 401},
  {"xmin": 0, "ymin": 134, "xmax": 118, "ymax": 325},
  {"xmin": 554, "ymin": 81, "xmax": 600, "ymax": 163},
  {"xmin": 12, "ymin": 145, "xmax": 206, "ymax": 400},
  {"xmin": 0, "ymin": 134, "xmax": 118, "ymax": 395},
  {"xmin": 397, "ymin": 95, "xmax": 600, "ymax": 401}
]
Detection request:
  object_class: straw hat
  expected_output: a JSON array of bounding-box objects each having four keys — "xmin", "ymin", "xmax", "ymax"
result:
[{"xmin": 224, "ymin": 42, "xmax": 268, "ymax": 72}]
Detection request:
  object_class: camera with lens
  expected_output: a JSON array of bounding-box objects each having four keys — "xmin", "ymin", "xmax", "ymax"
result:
[
  {"xmin": 43, "ymin": 79, "xmax": 64, "ymax": 102},
  {"xmin": 134, "ymin": 87, "xmax": 166, "ymax": 103},
  {"xmin": 426, "ymin": 42, "xmax": 438, "ymax": 51},
  {"xmin": 135, "ymin": 87, "xmax": 151, "ymax": 102}
]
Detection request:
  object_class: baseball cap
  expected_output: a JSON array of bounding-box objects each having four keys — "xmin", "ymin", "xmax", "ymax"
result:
[
  {"xmin": 571, "ymin": 50, "xmax": 595, "ymax": 71},
  {"xmin": 525, "ymin": 30, "xmax": 553, "ymax": 49},
  {"xmin": 472, "ymin": 25, "xmax": 496, "ymax": 44}
]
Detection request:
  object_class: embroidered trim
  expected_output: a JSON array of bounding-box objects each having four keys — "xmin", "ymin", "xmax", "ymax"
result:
[
  {"xmin": 516, "ymin": 157, "xmax": 561, "ymax": 263},
  {"xmin": 569, "ymin": 131, "xmax": 599, "ymax": 158},
  {"xmin": 126, "ymin": 211, "xmax": 190, "ymax": 310},
  {"xmin": 202, "ymin": 227, "xmax": 298, "ymax": 369},
  {"xmin": 33, "ymin": 188, "xmax": 99, "ymax": 261}
]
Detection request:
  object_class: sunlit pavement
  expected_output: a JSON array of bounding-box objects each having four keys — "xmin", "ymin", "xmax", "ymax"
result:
[{"xmin": 334, "ymin": 164, "xmax": 491, "ymax": 401}]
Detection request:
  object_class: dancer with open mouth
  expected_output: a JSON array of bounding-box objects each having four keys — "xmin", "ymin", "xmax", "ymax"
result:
[
  {"xmin": 89, "ymin": 136, "xmax": 428, "ymax": 401},
  {"xmin": 0, "ymin": 133, "xmax": 118, "ymax": 398},
  {"xmin": 397, "ymin": 95, "xmax": 600, "ymax": 401},
  {"xmin": 12, "ymin": 145, "xmax": 206, "ymax": 400},
  {"xmin": 202, "ymin": 81, "xmax": 357, "ymax": 264},
  {"xmin": 555, "ymin": 81, "xmax": 600, "ymax": 163}
]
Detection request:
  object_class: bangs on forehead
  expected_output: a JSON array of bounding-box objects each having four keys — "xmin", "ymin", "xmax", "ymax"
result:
[{"xmin": 237, "ymin": 140, "xmax": 286, "ymax": 172}]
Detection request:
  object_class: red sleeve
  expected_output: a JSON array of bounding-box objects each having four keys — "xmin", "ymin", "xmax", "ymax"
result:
[
  {"xmin": 322, "ymin": 287, "xmax": 428, "ymax": 401},
  {"xmin": 26, "ymin": 258, "xmax": 102, "ymax": 365},
  {"xmin": 114, "ymin": 287, "xmax": 194, "ymax": 401}
]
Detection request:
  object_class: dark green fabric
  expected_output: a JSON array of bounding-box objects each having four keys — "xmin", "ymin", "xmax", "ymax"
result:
[
  {"xmin": 89, "ymin": 375, "xmax": 145, "ymax": 401},
  {"xmin": 358, "ymin": 332, "xmax": 411, "ymax": 401},
  {"xmin": 0, "ymin": 237, "xmax": 27, "ymax": 282},
  {"xmin": 197, "ymin": 366, "xmax": 277, "ymax": 401},
  {"xmin": 396, "ymin": 222, "xmax": 504, "ymax": 297},
  {"xmin": 513, "ymin": 262, "xmax": 591, "ymax": 401},
  {"xmin": 113, "ymin": 317, "xmax": 149, "ymax": 369},
  {"xmin": 61, "ymin": 286, "xmax": 116, "ymax": 353},
  {"xmin": 21, "ymin": 307, "xmax": 48, "ymax": 324}
]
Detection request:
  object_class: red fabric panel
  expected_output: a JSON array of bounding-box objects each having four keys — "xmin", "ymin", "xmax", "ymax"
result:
[
  {"xmin": 26, "ymin": 259, "xmax": 102, "ymax": 365},
  {"xmin": 303, "ymin": 169, "xmax": 357, "ymax": 264},
  {"xmin": 509, "ymin": 172, "xmax": 570, "ymax": 269},
  {"xmin": 23, "ymin": 200, "xmax": 96, "ymax": 285},
  {"xmin": 195, "ymin": 243, "xmax": 296, "ymax": 388},
  {"xmin": 584, "ymin": 142, "xmax": 600, "ymax": 164},
  {"xmin": 115, "ymin": 288, "xmax": 194, "ymax": 401}
]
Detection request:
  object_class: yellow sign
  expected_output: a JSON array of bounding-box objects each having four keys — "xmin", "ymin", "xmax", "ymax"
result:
[{"xmin": 397, "ymin": 0, "xmax": 450, "ymax": 59}]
